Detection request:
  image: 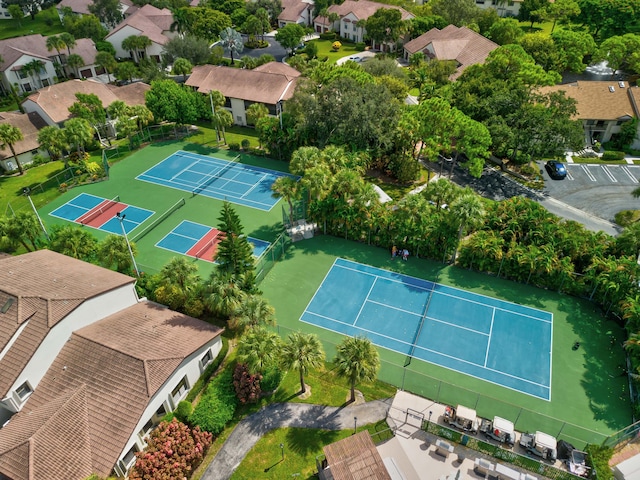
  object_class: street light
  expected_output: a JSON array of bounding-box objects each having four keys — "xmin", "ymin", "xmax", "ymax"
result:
[
  {"xmin": 354, "ymin": 416, "xmax": 358, "ymax": 435},
  {"xmin": 116, "ymin": 212, "xmax": 140, "ymax": 277},
  {"xmin": 23, "ymin": 187, "xmax": 49, "ymax": 241},
  {"xmin": 280, "ymin": 443, "xmax": 284, "ymax": 461}
]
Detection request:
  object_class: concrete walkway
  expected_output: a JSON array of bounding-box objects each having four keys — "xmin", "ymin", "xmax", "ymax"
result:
[{"xmin": 200, "ymin": 399, "xmax": 393, "ymax": 480}]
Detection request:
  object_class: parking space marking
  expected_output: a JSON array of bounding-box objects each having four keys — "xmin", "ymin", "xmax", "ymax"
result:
[
  {"xmin": 601, "ymin": 165, "xmax": 618, "ymax": 183},
  {"xmin": 622, "ymin": 166, "xmax": 639, "ymax": 183},
  {"xmin": 581, "ymin": 165, "xmax": 597, "ymax": 181}
]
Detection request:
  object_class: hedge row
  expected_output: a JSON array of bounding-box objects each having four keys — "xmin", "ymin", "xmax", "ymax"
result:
[{"xmin": 189, "ymin": 369, "xmax": 238, "ymax": 435}]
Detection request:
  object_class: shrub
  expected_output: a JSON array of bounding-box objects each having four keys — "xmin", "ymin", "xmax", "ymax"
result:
[
  {"xmin": 233, "ymin": 363, "xmax": 262, "ymax": 403},
  {"xmin": 260, "ymin": 364, "xmax": 284, "ymax": 393},
  {"xmin": 69, "ymin": 151, "xmax": 90, "ymax": 163},
  {"xmin": 174, "ymin": 400, "xmax": 193, "ymax": 423},
  {"xmin": 228, "ymin": 142, "xmax": 240, "ymax": 151},
  {"xmin": 601, "ymin": 150, "xmax": 625, "ymax": 161},
  {"xmin": 585, "ymin": 445, "xmax": 614, "ymax": 480},
  {"xmin": 332, "ymin": 41, "xmax": 342, "ymax": 51},
  {"xmin": 241, "ymin": 138, "xmax": 251, "ymax": 150},
  {"xmin": 189, "ymin": 369, "xmax": 238, "ymax": 434},
  {"xmin": 355, "ymin": 42, "xmax": 366, "ymax": 51},
  {"xmin": 320, "ymin": 31, "xmax": 336, "ymax": 40},
  {"xmin": 129, "ymin": 419, "xmax": 212, "ymax": 480},
  {"xmin": 186, "ymin": 337, "xmax": 229, "ymax": 403}
]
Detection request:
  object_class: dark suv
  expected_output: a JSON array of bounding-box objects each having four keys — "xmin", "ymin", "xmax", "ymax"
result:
[{"xmin": 545, "ymin": 160, "xmax": 567, "ymax": 179}]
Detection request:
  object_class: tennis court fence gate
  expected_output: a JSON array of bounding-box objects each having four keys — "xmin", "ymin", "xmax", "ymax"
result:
[{"xmin": 275, "ymin": 323, "xmax": 612, "ymax": 450}]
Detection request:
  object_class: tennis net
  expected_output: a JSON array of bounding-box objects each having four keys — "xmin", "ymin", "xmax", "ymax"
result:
[
  {"xmin": 194, "ymin": 231, "xmax": 223, "ymax": 259},
  {"xmin": 80, "ymin": 195, "xmax": 120, "ymax": 224},
  {"xmin": 191, "ymin": 155, "xmax": 241, "ymax": 196},
  {"xmin": 131, "ymin": 197, "xmax": 185, "ymax": 243},
  {"xmin": 405, "ymin": 283, "xmax": 436, "ymax": 366}
]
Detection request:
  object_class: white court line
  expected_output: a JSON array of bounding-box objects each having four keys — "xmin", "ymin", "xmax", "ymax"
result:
[
  {"xmin": 581, "ymin": 165, "xmax": 596, "ymax": 181},
  {"xmin": 601, "ymin": 165, "xmax": 617, "ymax": 182},
  {"xmin": 335, "ymin": 263, "xmax": 434, "ymax": 293},
  {"xmin": 241, "ymin": 173, "xmax": 269, "ymax": 199},
  {"xmin": 622, "ymin": 166, "xmax": 639, "ymax": 183},
  {"xmin": 425, "ymin": 315, "xmax": 491, "ymax": 337},
  {"xmin": 353, "ymin": 278, "xmax": 378, "ymax": 327},
  {"xmin": 483, "ymin": 308, "xmax": 496, "ymax": 367},
  {"xmin": 366, "ymin": 299, "xmax": 425, "ymax": 318}
]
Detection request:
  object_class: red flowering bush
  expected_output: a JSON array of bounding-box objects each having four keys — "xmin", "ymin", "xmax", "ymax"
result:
[
  {"xmin": 233, "ymin": 363, "xmax": 262, "ymax": 404},
  {"xmin": 129, "ymin": 418, "xmax": 212, "ymax": 480}
]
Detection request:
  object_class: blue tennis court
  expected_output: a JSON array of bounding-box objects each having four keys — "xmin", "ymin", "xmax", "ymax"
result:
[
  {"xmin": 302, "ymin": 259, "xmax": 553, "ymax": 400},
  {"xmin": 156, "ymin": 220, "xmax": 271, "ymax": 263},
  {"xmin": 136, "ymin": 150, "xmax": 296, "ymax": 211},
  {"xmin": 49, "ymin": 193, "xmax": 154, "ymax": 234}
]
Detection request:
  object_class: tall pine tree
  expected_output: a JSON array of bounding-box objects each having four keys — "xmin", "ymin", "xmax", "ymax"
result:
[{"xmin": 215, "ymin": 201, "xmax": 257, "ymax": 292}]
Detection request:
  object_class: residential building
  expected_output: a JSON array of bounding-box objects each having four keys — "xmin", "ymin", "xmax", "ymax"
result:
[
  {"xmin": 313, "ymin": 0, "xmax": 414, "ymax": 50},
  {"xmin": 541, "ymin": 81, "xmax": 640, "ymax": 149},
  {"xmin": 0, "ymin": 250, "xmax": 224, "ymax": 480},
  {"xmin": 403, "ymin": 25, "xmax": 499, "ymax": 81},
  {"xmin": 318, "ymin": 431, "xmax": 392, "ymax": 480},
  {"xmin": 474, "ymin": 0, "xmax": 524, "ymax": 17},
  {"xmin": 185, "ymin": 62, "xmax": 301, "ymax": 126},
  {"xmin": 105, "ymin": 4, "xmax": 176, "ymax": 63},
  {"xmin": 21, "ymin": 78, "xmax": 150, "ymax": 126},
  {"xmin": 277, "ymin": 0, "xmax": 315, "ymax": 28},
  {"xmin": 56, "ymin": 0, "xmax": 135, "ymax": 23},
  {"xmin": 0, "ymin": 111, "xmax": 49, "ymax": 172},
  {"xmin": 0, "ymin": 34, "xmax": 100, "ymax": 94}
]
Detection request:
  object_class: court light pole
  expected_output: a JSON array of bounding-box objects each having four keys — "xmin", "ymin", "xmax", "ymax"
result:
[
  {"xmin": 427, "ymin": 411, "xmax": 432, "ymax": 432},
  {"xmin": 354, "ymin": 416, "xmax": 357, "ymax": 435},
  {"xmin": 116, "ymin": 212, "xmax": 140, "ymax": 277},
  {"xmin": 23, "ymin": 188, "xmax": 49, "ymax": 241}
]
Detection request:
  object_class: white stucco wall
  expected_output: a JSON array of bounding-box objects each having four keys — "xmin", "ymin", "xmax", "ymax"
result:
[
  {"xmin": 1, "ymin": 55, "xmax": 56, "ymax": 95},
  {"xmin": 113, "ymin": 335, "xmax": 224, "ymax": 476},
  {"xmin": 340, "ymin": 12, "xmax": 364, "ymax": 43},
  {"xmin": 229, "ymin": 98, "xmax": 247, "ymax": 126},
  {"xmin": 21, "ymin": 99, "xmax": 56, "ymax": 126},
  {"xmin": 0, "ymin": 149, "xmax": 49, "ymax": 173},
  {"xmin": 7, "ymin": 283, "xmax": 138, "ymax": 411},
  {"xmin": 107, "ymin": 25, "xmax": 143, "ymax": 60}
]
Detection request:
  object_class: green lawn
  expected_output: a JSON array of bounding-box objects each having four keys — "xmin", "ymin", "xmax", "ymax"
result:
[
  {"xmin": 0, "ymin": 160, "xmax": 67, "ymax": 216},
  {"xmin": 307, "ymin": 39, "xmax": 362, "ymax": 64},
  {"xmin": 261, "ymin": 235, "xmax": 630, "ymax": 449},
  {"xmin": 0, "ymin": 7, "xmax": 65, "ymax": 41}
]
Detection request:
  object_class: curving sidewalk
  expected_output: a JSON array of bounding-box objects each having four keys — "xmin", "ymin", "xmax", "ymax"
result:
[{"xmin": 200, "ymin": 399, "xmax": 392, "ymax": 480}]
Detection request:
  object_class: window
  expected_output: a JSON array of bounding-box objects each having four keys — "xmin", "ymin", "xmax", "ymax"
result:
[
  {"xmin": 139, "ymin": 418, "xmax": 154, "ymax": 439},
  {"xmin": 118, "ymin": 445, "xmax": 139, "ymax": 473},
  {"xmin": 171, "ymin": 376, "xmax": 188, "ymax": 405},
  {"xmin": 18, "ymin": 70, "xmax": 28, "ymax": 80},
  {"xmin": 22, "ymin": 83, "xmax": 32, "ymax": 92},
  {"xmin": 15, "ymin": 381, "xmax": 32, "ymax": 401},
  {"xmin": 200, "ymin": 349, "xmax": 213, "ymax": 369},
  {"xmin": 41, "ymin": 78, "xmax": 51, "ymax": 87}
]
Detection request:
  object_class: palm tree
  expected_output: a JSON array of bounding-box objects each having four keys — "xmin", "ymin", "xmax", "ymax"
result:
[
  {"xmin": 2, "ymin": 211, "xmax": 41, "ymax": 250},
  {"xmin": 211, "ymin": 108, "xmax": 233, "ymax": 144},
  {"xmin": 63, "ymin": 117, "xmax": 94, "ymax": 154},
  {"xmin": 22, "ymin": 59, "xmax": 45, "ymax": 90},
  {"xmin": 97, "ymin": 234, "xmax": 138, "ymax": 273},
  {"xmin": 203, "ymin": 271, "xmax": 246, "ymax": 318},
  {"xmin": 280, "ymin": 332, "xmax": 325, "ymax": 394},
  {"xmin": 46, "ymin": 35, "xmax": 66, "ymax": 77},
  {"xmin": 37, "ymin": 125, "xmax": 69, "ymax": 164},
  {"xmin": 271, "ymin": 176, "xmax": 302, "ymax": 226},
  {"xmin": 48, "ymin": 224, "xmax": 98, "ymax": 261},
  {"xmin": 122, "ymin": 35, "xmax": 140, "ymax": 62},
  {"xmin": 334, "ymin": 336, "xmax": 380, "ymax": 403},
  {"xmin": 66, "ymin": 53, "xmax": 84, "ymax": 78},
  {"xmin": 245, "ymin": 102, "xmax": 269, "ymax": 127},
  {"xmin": 219, "ymin": 27, "xmax": 244, "ymax": 65},
  {"xmin": 450, "ymin": 192, "xmax": 485, "ymax": 264},
  {"xmin": 0, "ymin": 123, "xmax": 24, "ymax": 174},
  {"xmin": 237, "ymin": 326, "xmax": 282, "ymax": 373},
  {"xmin": 172, "ymin": 57, "xmax": 193, "ymax": 82},
  {"xmin": 95, "ymin": 51, "xmax": 117, "ymax": 83},
  {"xmin": 255, "ymin": 8, "xmax": 270, "ymax": 43},
  {"xmin": 233, "ymin": 294, "xmax": 275, "ymax": 330},
  {"xmin": 59, "ymin": 32, "xmax": 76, "ymax": 56},
  {"xmin": 159, "ymin": 257, "xmax": 200, "ymax": 294}
]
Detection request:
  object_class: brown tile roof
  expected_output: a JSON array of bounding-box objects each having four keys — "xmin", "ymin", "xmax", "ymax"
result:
[
  {"xmin": 0, "ymin": 301, "xmax": 223, "ymax": 480},
  {"xmin": 253, "ymin": 61, "xmax": 301, "ymax": 80},
  {"xmin": 57, "ymin": 0, "xmax": 93, "ymax": 15},
  {"xmin": 0, "ymin": 34, "xmax": 51, "ymax": 72},
  {"xmin": 278, "ymin": 0, "xmax": 311, "ymax": 22},
  {"xmin": 22, "ymin": 78, "xmax": 150, "ymax": 124},
  {"xmin": 324, "ymin": 0, "xmax": 413, "ymax": 21},
  {"xmin": 0, "ymin": 111, "xmax": 48, "ymax": 160},
  {"xmin": 540, "ymin": 81, "xmax": 638, "ymax": 121},
  {"xmin": 0, "ymin": 250, "xmax": 134, "ymax": 398},
  {"xmin": 323, "ymin": 431, "xmax": 391, "ymax": 480},
  {"xmin": 186, "ymin": 64, "xmax": 299, "ymax": 104},
  {"xmin": 71, "ymin": 38, "xmax": 99, "ymax": 67},
  {"xmin": 404, "ymin": 25, "xmax": 498, "ymax": 80},
  {"xmin": 106, "ymin": 5, "xmax": 174, "ymax": 46}
]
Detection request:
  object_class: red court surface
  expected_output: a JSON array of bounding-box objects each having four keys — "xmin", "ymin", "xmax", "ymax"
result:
[
  {"xmin": 186, "ymin": 228, "xmax": 226, "ymax": 262},
  {"xmin": 76, "ymin": 199, "xmax": 126, "ymax": 228}
]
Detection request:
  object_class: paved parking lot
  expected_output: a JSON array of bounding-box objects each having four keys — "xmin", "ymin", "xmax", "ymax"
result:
[{"xmin": 541, "ymin": 162, "xmax": 640, "ymax": 225}]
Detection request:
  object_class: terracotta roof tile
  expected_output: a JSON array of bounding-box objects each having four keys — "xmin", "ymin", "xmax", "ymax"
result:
[
  {"xmin": 186, "ymin": 64, "xmax": 299, "ymax": 104},
  {"xmin": 22, "ymin": 79, "xmax": 149, "ymax": 125},
  {"xmin": 404, "ymin": 26, "xmax": 498, "ymax": 80},
  {"xmin": 323, "ymin": 431, "xmax": 391, "ymax": 479},
  {"xmin": 324, "ymin": 0, "xmax": 413, "ymax": 21},
  {"xmin": 106, "ymin": 5, "xmax": 174, "ymax": 46},
  {"xmin": 540, "ymin": 81, "xmax": 637, "ymax": 120},
  {"xmin": 254, "ymin": 61, "xmax": 301, "ymax": 80},
  {"xmin": 0, "ymin": 34, "xmax": 50, "ymax": 72},
  {"xmin": 0, "ymin": 111, "xmax": 48, "ymax": 160},
  {"xmin": 0, "ymin": 301, "xmax": 223, "ymax": 479}
]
